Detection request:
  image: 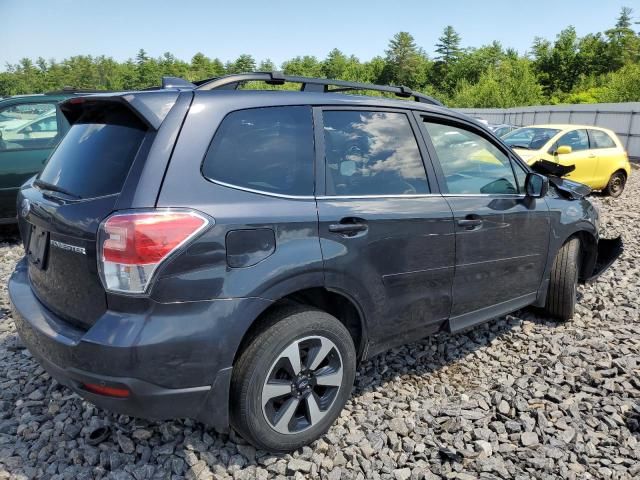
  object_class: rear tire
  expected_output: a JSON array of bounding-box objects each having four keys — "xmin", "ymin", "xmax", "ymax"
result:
[
  {"xmin": 545, "ymin": 238, "xmax": 580, "ymax": 321},
  {"xmin": 230, "ymin": 306, "xmax": 356, "ymax": 453},
  {"xmin": 605, "ymin": 171, "xmax": 626, "ymax": 197}
]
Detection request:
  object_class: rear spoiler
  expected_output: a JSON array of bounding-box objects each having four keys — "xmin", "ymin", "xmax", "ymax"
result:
[{"xmin": 60, "ymin": 90, "xmax": 187, "ymax": 130}]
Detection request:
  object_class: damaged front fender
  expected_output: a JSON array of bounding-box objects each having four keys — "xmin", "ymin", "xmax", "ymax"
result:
[
  {"xmin": 530, "ymin": 160, "xmax": 592, "ymax": 200},
  {"xmin": 585, "ymin": 236, "xmax": 624, "ymax": 282}
]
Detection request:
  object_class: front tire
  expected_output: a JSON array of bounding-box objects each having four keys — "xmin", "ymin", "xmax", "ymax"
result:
[
  {"xmin": 545, "ymin": 238, "xmax": 580, "ymax": 321},
  {"xmin": 230, "ymin": 307, "xmax": 356, "ymax": 453},
  {"xmin": 605, "ymin": 171, "xmax": 626, "ymax": 197}
]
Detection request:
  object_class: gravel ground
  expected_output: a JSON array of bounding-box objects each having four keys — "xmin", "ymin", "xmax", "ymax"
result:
[{"xmin": 1, "ymin": 171, "xmax": 639, "ymax": 480}]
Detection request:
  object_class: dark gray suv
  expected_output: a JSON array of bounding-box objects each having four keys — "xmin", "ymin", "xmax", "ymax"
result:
[{"xmin": 9, "ymin": 73, "xmax": 621, "ymax": 452}]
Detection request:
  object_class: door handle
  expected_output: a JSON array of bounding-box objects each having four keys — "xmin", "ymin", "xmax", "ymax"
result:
[
  {"xmin": 329, "ymin": 218, "xmax": 368, "ymax": 235},
  {"xmin": 457, "ymin": 216, "xmax": 483, "ymax": 230}
]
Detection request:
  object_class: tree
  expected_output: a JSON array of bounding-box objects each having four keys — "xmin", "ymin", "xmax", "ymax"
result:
[
  {"xmin": 227, "ymin": 54, "xmax": 256, "ymax": 74},
  {"xmin": 258, "ymin": 59, "xmax": 275, "ymax": 71},
  {"xmin": 450, "ymin": 41, "xmax": 504, "ymax": 86},
  {"xmin": 531, "ymin": 27, "xmax": 581, "ymax": 95},
  {"xmin": 382, "ymin": 32, "xmax": 429, "ymax": 88},
  {"xmin": 451, "ymin": 58, "xmax": 542, "ymax": 108},
  {"xmin": 281, "ymin": 56, "xmax": 323, "ymax": 77},
  {"xmin": 605, "ymin": 6, "xmax": 640, "ymax": 68},
  {"xmin": 435, "ymin": 26, "xmax": 462, "ymax": 64},
  {"xmin": 431, "ymin": 26, "xmax": 463, "ymax": 95},
  {"xmin": 322, "ymin": 48, "xmax": 348, "ymax": 79},
  {"xmin": 599, "ymin": 63, "xmax": 640, "ymax": 102}
]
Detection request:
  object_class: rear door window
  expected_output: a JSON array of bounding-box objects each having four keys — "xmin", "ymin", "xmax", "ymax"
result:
[
  {"xmin": 38, "ymin": 103, "xmax": 147, "ymax": 199},
  {"xmin": 322, "ymin": 110, "xmax": 429, "ymax": 196},
  {"xmin": 589, "ymin": 129, "xmax": 617, "ymax": 149},
  {"xmin": 202, "ymin": 106, "xmax": 315, "ymax": 196}
]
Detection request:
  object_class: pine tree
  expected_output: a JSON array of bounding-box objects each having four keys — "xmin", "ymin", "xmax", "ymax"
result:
[
  {"xmin": 435, "ymin": 26, "xmax": 462, "ymax": 64},
  {"xmin": 383, "ymin": 32, "xmax": 428, "ymax": 88},
  {"xmin": 606, "ymin": 6, "xmax": 640, "ymax": 68}
]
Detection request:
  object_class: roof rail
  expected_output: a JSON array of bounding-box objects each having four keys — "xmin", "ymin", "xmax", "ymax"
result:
[
  {"xmin": 193, "ymin": 72, "xmax": 443, "ymax": 106},
  {"xmin": 45, "ymin": 87, "xmax": 112, "ymax": 95}
]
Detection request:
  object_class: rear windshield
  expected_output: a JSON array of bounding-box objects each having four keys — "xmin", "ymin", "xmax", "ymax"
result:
[{"xmin": 38, "ymin": 103, "xmax": 147, "ymax": 199}]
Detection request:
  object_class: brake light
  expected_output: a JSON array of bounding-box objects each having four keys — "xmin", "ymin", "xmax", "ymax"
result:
[{"xmin": 98, "ymin": 210, "xmax": 209, "ymax": 294}]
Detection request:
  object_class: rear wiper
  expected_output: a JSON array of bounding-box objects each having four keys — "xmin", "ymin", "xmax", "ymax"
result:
[{"xmin": 33, "ymin": 179, "xmax": 82, "ymax": 199}]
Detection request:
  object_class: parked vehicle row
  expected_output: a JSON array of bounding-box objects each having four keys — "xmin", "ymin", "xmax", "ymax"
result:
[{"xmin": 10, "ymin": 73, "xmax": 622, "ymax": 452}]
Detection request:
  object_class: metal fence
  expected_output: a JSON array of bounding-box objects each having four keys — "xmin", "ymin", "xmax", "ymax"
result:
[{"xmin": 457, "ymin": 103, "xmax": 640, "ymax": 160}]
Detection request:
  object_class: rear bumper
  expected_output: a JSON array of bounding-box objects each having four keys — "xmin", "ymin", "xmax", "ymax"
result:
[
  {"xmin": 586, "ymin": 236, "xmax": 623, "ymax": 282},
  {"xmin": 9, "ymin": 257, "xmax": 271, "ymax": 432}
]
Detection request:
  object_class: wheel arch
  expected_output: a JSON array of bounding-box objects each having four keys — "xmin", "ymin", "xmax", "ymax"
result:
[{"xmin": 232, "ymin": 286, "xmax": 369, "ymax": 367}]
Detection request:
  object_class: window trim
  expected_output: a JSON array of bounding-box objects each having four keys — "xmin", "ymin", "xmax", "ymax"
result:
[
  {"xmin": 199, "ymin": 105, "xmax": 317, "ymax": 200},
  {"xmin": 316, "ymin": 106, "xmax": 433, "ymax": 198},
  {"xmin": 415, "ymin": 112, "xmax": 527, "ymax": 196}
]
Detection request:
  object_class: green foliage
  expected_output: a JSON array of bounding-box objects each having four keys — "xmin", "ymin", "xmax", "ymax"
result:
[
  {"xmin": 451, "ymin": 59, "xmax": 543, "ymax": 108},
  {"xmin": 598, "ymin": 63, "xmax": 640, "ymax": 102},
  {"xmin": 2, "ymin": 6, "xmax": 640, "ymax": 107},
  {"xmin": 382, "ymin": 32, "xmax": 429, "ymax": 88}
]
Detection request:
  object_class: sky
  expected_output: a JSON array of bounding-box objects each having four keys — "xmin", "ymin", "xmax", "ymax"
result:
[{"xmin": 0, "ymin": 0, "xmax": 635, "ymax": 68}]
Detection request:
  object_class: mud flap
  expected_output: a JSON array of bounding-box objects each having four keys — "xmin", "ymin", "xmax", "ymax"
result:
[{"xmin": 586, "ymin": 236, "xmax": 623, "ymax": 282}]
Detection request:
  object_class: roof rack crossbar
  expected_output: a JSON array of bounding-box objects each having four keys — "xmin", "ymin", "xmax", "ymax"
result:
[{"xmin": 194, "ymin": 72, "xmax": 442, "ymax": 106}]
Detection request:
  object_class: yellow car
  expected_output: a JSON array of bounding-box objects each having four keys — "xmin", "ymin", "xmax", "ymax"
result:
[{"xmin": 503, "ymin": 124, "xmax": 632, "ymax": 197}]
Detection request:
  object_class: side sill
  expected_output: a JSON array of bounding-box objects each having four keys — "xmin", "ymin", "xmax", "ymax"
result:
[{"xmin": 447, "ymin": 292, "xmax": 537, "ymax": 333}]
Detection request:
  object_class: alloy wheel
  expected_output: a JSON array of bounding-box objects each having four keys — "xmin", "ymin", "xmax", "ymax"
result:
[{"xmin": 261, "ymin": 335, "xmax": 343, "ymax": 435}]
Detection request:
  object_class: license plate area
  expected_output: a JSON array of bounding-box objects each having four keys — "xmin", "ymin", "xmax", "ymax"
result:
[{"xmin": 27, "ymin": 225, "xmax": 49, "ymax": 270}]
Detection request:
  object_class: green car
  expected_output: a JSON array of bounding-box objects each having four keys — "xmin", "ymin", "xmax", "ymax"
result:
[{"xmin": 0, "ymin": 92, "xmax": 78, "ymax": 223}]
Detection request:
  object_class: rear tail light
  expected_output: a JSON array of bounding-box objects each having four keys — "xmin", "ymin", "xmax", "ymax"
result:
[{"xmin": 98, "ymin": 210, "xmax": 209, "ymax": 294}]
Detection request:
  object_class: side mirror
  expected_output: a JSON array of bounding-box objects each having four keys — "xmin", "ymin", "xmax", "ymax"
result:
[
  {"xmin": 525, "ymin": 172, "xmax": 549, "ymax": 198},
  {"xmin": 556, "ymin": 145, "xmax": 572, "ymax": 155}
]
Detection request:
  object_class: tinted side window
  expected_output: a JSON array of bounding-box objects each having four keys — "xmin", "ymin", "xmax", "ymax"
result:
[
  {"xmin": 590, "ymin": 130, "xmax": 617, "ymax": 149},
  {"xmin": 323, "ymin": 110, "xmax": 428, "ymax": 196},
  {"xmin": 202, "ymin": 106, "xmax": 314, "ymax": 196},
  {"xmin": 423, "ymin": 121, "xmax": 518, "ymax": 195},
  {"xmin": 556, "ymin": 129, "xmax": 589, "ymax": 152},
  {"xmin": 0, "ymin": 102, "xmax": 59, "ymax": 151}
]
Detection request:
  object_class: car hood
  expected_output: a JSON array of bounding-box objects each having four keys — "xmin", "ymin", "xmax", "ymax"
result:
[{"xmin": 512, "ymin": 148, "xmax": 540, "ymax": 163}]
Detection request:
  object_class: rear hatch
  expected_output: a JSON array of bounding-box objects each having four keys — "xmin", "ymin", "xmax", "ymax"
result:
[{"xmin": 18, "ymin": 93, "xmax": 176, "ymax": 329}]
